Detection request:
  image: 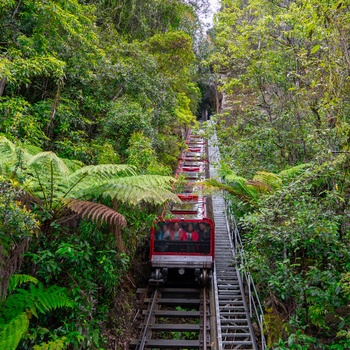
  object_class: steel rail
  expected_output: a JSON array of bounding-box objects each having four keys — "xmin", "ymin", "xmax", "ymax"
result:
[
  {"xmin": 135, "ymin": 288, "xmax": 158, "ymax": 350},
  {"xmin": 131, "ymin": 286, "xmax": 214, "ymax": 349},
  {"xmin": 202, "ymin": 287, "xmax": 207, "ymax": 350}
]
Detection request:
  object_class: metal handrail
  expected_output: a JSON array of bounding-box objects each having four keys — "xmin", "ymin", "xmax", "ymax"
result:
[
  {"xmin": 212, "ymin": 264, "xmax": 223, "ymax": 350},
  {"xmin": 224, "ymin": 198, "xmax": 267, "ymax": 350}
]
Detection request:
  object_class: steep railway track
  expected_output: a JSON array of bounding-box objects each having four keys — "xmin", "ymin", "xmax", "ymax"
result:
[
  {"xmin": 130, "ymin": 129, "xmax": 261, "ymax": 349},
  {"xmin": 131, "ymin": 286, "xmax": 214, "ymax": 349}
]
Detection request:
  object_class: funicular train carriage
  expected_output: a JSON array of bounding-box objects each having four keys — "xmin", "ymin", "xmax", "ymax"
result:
[{"xmin": 149, "ymin": 130, "xmax": 215, "ymax": 286}]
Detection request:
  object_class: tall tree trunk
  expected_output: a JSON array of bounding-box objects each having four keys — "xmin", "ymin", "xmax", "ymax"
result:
[
  {"xmin": 113, "ymin": 198, "xmax": 125, "ymax": 252},
  {"xmin": 0, "ymin": 77, "xmax": 7, "ymax": 96},
  {"xmin": 45, "ymin": 82, "xmax": 62, "ymax": 142}
]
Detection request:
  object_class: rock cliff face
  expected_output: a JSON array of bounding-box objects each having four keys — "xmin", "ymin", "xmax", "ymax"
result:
[{"xmin": 198, "ymin": 81, "xmax": 222, "ymax": 121}]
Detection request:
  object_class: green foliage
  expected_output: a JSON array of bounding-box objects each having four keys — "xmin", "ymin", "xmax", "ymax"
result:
[
  {"xmin": 0, "ymin": 138, "xmax": 178, "ymax": 209},
  {"xmin": 0, "ymin": 0, "xmax": 209, "ymax": 347},
  {"xmin": 33, "ymin": 337, "xmax": 68, "ymax": 350},
  {"xmin": 0, "ymin": 181, "xmax": 39, "ymax": 298},
  {"xmin": 126, "ymin": 132, "xmax": 172, "ymax": 175},
  {"xmin": 87, "ymin": 174, "xmax": 179, "ymax": 205},
  {"xmin": 278, "ymin": 164, "xmax": 311, "ymax": 183},
  {"xmin": 0, "ymin": 97, "xmax": 49, "ymax": 147},
  {"xmin": 0, "ymin": 274, "xmax": 73, "ymax": 350},
  {"xmin": 96, "ymin": 0, "xmax": 197, "ymax": 40},
  {"xmin": 102, "ymin": 97, "xmax": 153, "ymax": 156},
  {"xmin": 271, "ymin": 330, "xmax": 319, "ymax": 350},
  {"xmin": 25, "ymin": 231, "xmax": 131, "ymax": 347},
  {"xmin": 212, "ymin": 0, "xmax": 350, "ymax": 344},
  {"xmin": 174, "ymin": 92, "xmax": 198, "ymax": 127},
  {"xmin": 4, "ymin": 283, "xmax": 74, "ymax": 319},
  {"xmin": 146, "ymin": 31, "xmax": 196, "ymax": 74},
  {"xmin": 238, "ymin": 155, "xmax": 350, "ymax": 343},
  {"xmin": 0, "ymin": 313, "xmax": 29, "ymax": 350},
  {"xmin": 212, "ymin": 0, "xmax": 350, "ymax": 170},
  {"xmin": 7, "ymin": 274, "xmax": 38, "ymax": 294}
]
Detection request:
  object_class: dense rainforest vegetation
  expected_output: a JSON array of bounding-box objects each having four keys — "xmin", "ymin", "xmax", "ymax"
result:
[
  {"xmin": 210, "ymin": 0, "xmax": 350, "ymax": 349},
  {"xmin": 1, "ymin": 0, "xmax": 350, "ymax": 349},
  {"xmin": 0, "ymin": 0, "xmax": 213, "ymax": 348}
]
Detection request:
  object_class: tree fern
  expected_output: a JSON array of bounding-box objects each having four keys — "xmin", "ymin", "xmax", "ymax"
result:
[
  {"xmin": 224, "ymin": 171, "xmax": 248, "ymax": 189},
  {"xmin": 65, "ymin": 199, "xmax": 127, "ymax": 227},
  {"xmin": 25, "ymin": 152, "xmax": 71, "ymax": 206},
  {"xmin": 24, "ymin": 283, "xmax": 74, "ymax": 317},
  {"xmin": 82, "ymin": 175, "xmax": 180, "ymax": 205},
  {"xmin": 206, "ymin": 173, "xmax": 274, "ymax": 204},
  {"xmin": 26, "ymin": 152, "xmax": 71, "ymax": 178},
  {"xmin": 0, "ymin": 312, "xmax": 29, "ymax": 350},
  {"xmin": 0, "ymin": 142, "xmax": 180, "ymax": 248}
]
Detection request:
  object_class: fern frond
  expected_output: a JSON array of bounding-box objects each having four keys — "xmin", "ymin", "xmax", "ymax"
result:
[
  {"xmin": 62, "ymin": 158, "xmax": 84, "ymax": 173},
  {"xmin": 8, "ymin": 274, "xmax": 38, "ymax": 294},
  {"xmin": 0, "ymin": 312, "xmax": 29, "ymax": 350},
  {"xmin": 246, "ymin": 180, "xmax": 273, "ymax": 193},
  {"xmin": 24, "ymin": 144, "xmax": 42, "ymax": 156},
  {"xmin": 0, "ymin": 136, "xmax": 17, "ymax": 161},
  {"xmin": 26, "ymin": 152, "xmax": 71, "ymax": 178},
  {"xmin": 224, "ymin": 171, "xmax": 248, "ymax": 188},
  {"xmin": 24, "ymin": 152, "xmax": 72, "ymax": 205},
  {"xmin": 34, "ymin": 284, "xmax": 74, "ymax": 313},
  {"xmin": 204, "ymin": 178, "xmax": 256, "ymax": 204},
  {"xmin": 278, "ymin": 163, "xmax": 311, "ymax": 181},
  {"xmin": 65, "ymin": 199, "xmax": 127, "ymax": 227},
  {"xmin": 33, "ymin": 337, "xmax": 68, "ymax": 350},
  {"xmin": 70, "ymin": 164, "xmax": 137, "ymax": 184},
  {"xmin": 84, "ymin": 175, "xmax": 179, "ymax": 205},
  {"xmin": 252, "ymin": 171, "xmax": 282, "ymax": 190},
  {"xmin": 224, "ymin": 172, "xmax": 259, "ymax": 201},
  {"xmin": 5, "ymin": 283, "xmax": 74, "ymax": 319},
  {"xmin": 0, "ymin": 136, "xmax": 32, "ymax": 171}
]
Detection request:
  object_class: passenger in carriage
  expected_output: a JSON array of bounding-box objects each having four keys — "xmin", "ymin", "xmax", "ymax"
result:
[
  {"xmin": 159, "ymin": 223, "xmax": 171, "ymax": 240},
  {"xmin": 154, "ymin": 223, "xmax": 171, "ymax": 252},
  {"xmin": 186, "ymin": 223, "xmax": 199, "ymax": 241},
  {"xmin": 155, "ymin": 228, "xmax": 163, "ymax": 241},
  {"xmin": 198, "ymin": 222, "xmax": 210, "ymax": 241},
  {"xmin": 171, "ymin": 222, "xmax": 187, "ymax": 241}
]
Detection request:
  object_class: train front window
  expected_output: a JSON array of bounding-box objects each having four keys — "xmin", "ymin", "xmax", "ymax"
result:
[{"xmin": 154, "ymin": 221, "xmax": 211, "ymax": 254}]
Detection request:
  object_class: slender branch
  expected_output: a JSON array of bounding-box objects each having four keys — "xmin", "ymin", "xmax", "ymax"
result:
[
  {"xmin": 50, "ymin": 161, "xmax": 54, "ymax": 210},
  {"xmin": 12, "ymin": 0, "xmax": 22, "ymax": 18},
  {"xmin": 34, "ymin": 169, "xmax": 48, "ymax": 205}
]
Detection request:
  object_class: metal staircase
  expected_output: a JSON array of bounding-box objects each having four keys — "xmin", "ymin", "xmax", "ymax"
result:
[{"xmin": 208, "ymin": 133, "xmax": 260, "ymax": 350}]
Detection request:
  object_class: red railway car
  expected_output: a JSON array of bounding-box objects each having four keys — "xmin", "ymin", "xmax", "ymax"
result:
[{"xmin": 149, "ymin": 130, "xmax": 215, "ymax": 286}]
